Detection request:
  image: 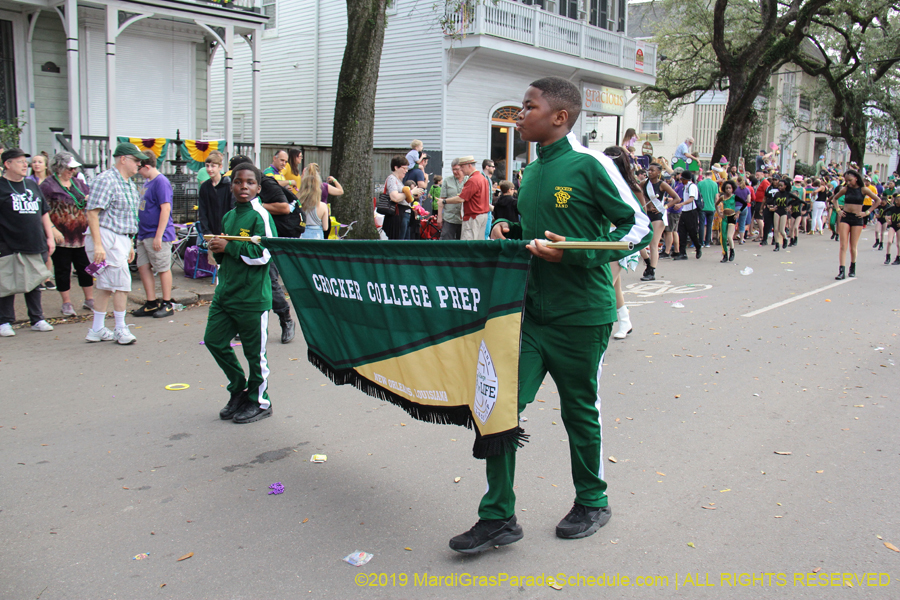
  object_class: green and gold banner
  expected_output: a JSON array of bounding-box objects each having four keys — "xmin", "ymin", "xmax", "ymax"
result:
[
  {"xmin": 116, "ymin": 137, "xmax": 170, "ymax": 168},
  {"xmin": 181, "ymin": 140, "xmax": 226, "ymax": 172},
  {"xmin": 263, "ymin": 239, "xmax": 532, "ymax": 458}
]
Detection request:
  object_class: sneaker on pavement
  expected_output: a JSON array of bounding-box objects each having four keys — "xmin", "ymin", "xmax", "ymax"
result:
[
  {"xmin": 132, "ymin": 301, "xmax": 160, "ymax": 317},
  {"xmin": 31, "ymin": 320, "xmax": 54, "ymax": 332},
  {"xmin": 86, "ymin": 326, "xmax": 115, "ymax": 342},
  {"xmin": 232, "ymin": 402, "xmax": 272, "ymax": 424},
  {"xmin": 61, "ymin": 302, "xmax": 77, "ymax": 316},
  {"xmin": 82, "ymin": 299, "xmax": 95, "ymax": 311},
  {"xmin": 153, "ymin": 301, "xmax": 174, "ymax": 318},
  {"xmin": 556, "ymin": 503, "xmax": 611, "ymax": 539},
  {"xmin": 449, "ymin": 515, "xmax": 523, "ymax": 554},
  {"xmin": 43, "ymin": 280, "xmax": 57, "ymax": 290},
  {"xmin": 114, "ymin": 326, "xmax": 137, "ymax": 345},
  {"xmin": 0, "ymin": 323, "xmax": 15, "ymax": 337}
]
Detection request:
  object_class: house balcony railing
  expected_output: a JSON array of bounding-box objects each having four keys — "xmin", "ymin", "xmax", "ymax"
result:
[
  {"xmin": 197, "ymin": 0, "xmax": 262, "ymax": 13},
  {"xmin": 444, "ymin": 0, "xmax": 656, "ymax": 77}
]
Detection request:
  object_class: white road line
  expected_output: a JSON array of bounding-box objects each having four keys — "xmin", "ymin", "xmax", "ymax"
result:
[{"xmin": 741, "ymin": 278, "xmax": 856, "ymax": 318}]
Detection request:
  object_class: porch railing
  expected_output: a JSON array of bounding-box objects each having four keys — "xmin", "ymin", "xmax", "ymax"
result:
[{"xmin": 445, "ymin": 0, "xmax": 656, "ymax": 76}]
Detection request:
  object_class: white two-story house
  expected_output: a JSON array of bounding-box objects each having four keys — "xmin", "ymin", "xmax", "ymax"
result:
[
  {"xmin": 1, "ymin": 0, "xmax": 266, "ymax": 168},
  {"xmin": 208, "ymin": 0, "xmax": 656, "ymax": 182}
]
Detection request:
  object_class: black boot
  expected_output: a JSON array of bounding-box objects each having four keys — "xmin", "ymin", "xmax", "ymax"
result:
[
  {"xmin": 773, "ymin": 243, "xmax": 780, "ymax": 252},
  {"xmin": 640, "ymin": 266, "xmax": 655, "ymax": 281},
  {"xmin": 220, "ymin": 389, "xmax": 248, "ymax": 420},
  {"xmin": 873, "ymin": 239, "xmax": 880, "ymax": 249},
  {"xmin": 885, "ymin": 254, "xmax": 891, "ymax": 265},
  {"xmin": 643, "ymin": 256, "xmax": 651, "ymax": 269},
  {"xmin": 279, "ymin": 312, "xmax": 295, "ymax": 344},
  {"xmin": 835, "ymin": 266, "xmax": 846, "ymax": 280},
  {"xmin": 879, "ymin": 241, "xmax": 884, "ymax": 251},
  {"xmin": 849, "ymin": 262, "xmax": 856, "ymax": 278},
  {"xmin": 729, "ymin": 248, "xmax": 735, "ymax": 262},
  {"xmin": 893, "ymin": 256, "xmax": 900, "ymax": 265}
]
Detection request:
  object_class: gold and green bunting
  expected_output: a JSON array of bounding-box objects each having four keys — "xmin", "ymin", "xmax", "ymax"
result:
[
  {"xmin": 116, "ymin": 137, "xmax": 170, "ymax": 168},
  {"xmin": 263, "ymin": 239, "xmax": 532, "ymax": 458},
  {"xmin": 181, "ymin": 140, "xmax": 226, "ymax": 172}
]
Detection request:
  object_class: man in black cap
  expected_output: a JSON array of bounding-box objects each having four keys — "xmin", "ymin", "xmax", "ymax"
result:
[{"xmin": 0, "ymin": 148, "xmax": 56, "ymax": 337}]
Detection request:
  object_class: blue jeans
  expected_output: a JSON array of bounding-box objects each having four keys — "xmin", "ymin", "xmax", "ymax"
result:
[
  {"xmin": 737, "ymin": 206, "xmax": 751, "ymax": 236},
  {"xmin": 699, "ymin": 211, "xmax": 715, "ymax": 245}
]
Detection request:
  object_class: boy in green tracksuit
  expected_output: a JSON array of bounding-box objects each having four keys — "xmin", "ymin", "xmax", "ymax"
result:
[
  {"xmin": 449, "ymin": 77, "xmax": 652, "ymax": 554},
  {"xmin": 204, "ymin": 163, "xmax": 278, "ymax": 424}
]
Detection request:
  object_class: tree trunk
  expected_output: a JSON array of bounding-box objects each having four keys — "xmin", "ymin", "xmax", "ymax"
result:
[
  {"xmin": 710, "ymin": 71, "xmax": 764, "ymax": 170},
  {"xmin": 839, "ymin": 104, "xmax": 866, "ymax": 166},
  {"xmin": 328, "ymin": 0, "xmax": 389, "ymax": 239}
]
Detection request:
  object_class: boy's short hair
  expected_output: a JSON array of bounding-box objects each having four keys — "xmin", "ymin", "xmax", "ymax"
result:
[
  {"xmin": 432, "ymin": 175, "xmax": 443, "ymax": 184},
  {"xmin": 231, "ymin": 162, "xmax": 262, "ymax": 183},
  {"xmin": 411, "ymin": 139, "xmax": 423, "ymax": 149},
  {"xmin": 499, "ymin": 180, "xmax": 513, "ymax": 194},
  {"xmin": 205, "ymin": 150, "xmax": 224, "ymax": 166},
  {"xmin": 140, "ymin": 149, "xmax": 158, "ymax": 169},
  {"xmin": 529, "ymin": 76, "xmax": 581, "ymax": 128}
]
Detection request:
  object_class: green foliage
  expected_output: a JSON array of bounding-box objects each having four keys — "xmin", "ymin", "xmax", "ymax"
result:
[
  {"xmin": 794, "ymin": 160, "xmax": 815, "ymax": 177},
  {"xmin": 0, "ymin": 113, "xmax": 26, "ymax": 149}
]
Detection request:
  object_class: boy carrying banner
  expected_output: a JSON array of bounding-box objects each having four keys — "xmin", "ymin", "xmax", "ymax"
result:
[
  {"xmin": 449, "ymin": 77, "xmax": 651, "ymax": 553},
  {"xmin": 204, "ymin": 163, "xmax": 278, "ymax": 424}
]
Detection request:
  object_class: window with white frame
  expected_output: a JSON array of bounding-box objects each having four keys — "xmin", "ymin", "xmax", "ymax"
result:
[
  {"xmin": 262, "ymin": 0, "xmax": 276, "ymax": 30},
  {"xmin": 641, "ymin": 109, "xmax": 664, "ymax": 133}
]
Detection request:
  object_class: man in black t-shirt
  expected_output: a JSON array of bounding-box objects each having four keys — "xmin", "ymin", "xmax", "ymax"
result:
[{"xmin": 0, "ymin": 148, "xmax": 56, "ymax": 336}]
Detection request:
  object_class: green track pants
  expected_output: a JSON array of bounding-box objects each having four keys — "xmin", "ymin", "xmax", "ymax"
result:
[
  {"xmin": 204, "ymin": 302, "xmax": 271, "ymax": 409},
  {"xmin": 478, "ymin": 318, "xmax": 612, "ymax": 520}
]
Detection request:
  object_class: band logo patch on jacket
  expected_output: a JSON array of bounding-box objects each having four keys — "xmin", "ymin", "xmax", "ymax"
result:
[
  {"xmin": 239, "ymin": 228, "xmax": 251, "ymax": 237},
  {"xmin": 554, "ymin": 187, "xmax": 572, "ymax": 208}
]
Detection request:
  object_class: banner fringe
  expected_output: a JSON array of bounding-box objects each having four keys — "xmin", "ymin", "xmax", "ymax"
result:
[{"xmin": 308, "ymin": 350, "xmax": 527, "ymax": 458}]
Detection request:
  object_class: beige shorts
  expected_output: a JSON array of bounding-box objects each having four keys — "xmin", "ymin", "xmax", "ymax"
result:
[
  {"xmin": 84, "ymin": 227, "xmax": 133, "ymax": 292},
  {"xmin": 460, "ymin": 213, "xmax": 489, "ymax": 241},
  {"xmin": 136, "ymin": 238, "xmax": 173, "ymax": 273}
]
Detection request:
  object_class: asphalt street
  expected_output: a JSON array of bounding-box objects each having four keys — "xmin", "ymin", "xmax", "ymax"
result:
[{"xmin": 1, "ymin": 232, "xmax": 898, "ymax": 600}]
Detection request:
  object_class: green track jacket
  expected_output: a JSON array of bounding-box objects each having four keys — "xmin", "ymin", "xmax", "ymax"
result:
[
  {"xmin": 496, "ymin": 132, "xmax": 652, "ymax": 326},
  {"xmin": 212, "ymin": 198, "xmax": 278, "ymax": 312}
]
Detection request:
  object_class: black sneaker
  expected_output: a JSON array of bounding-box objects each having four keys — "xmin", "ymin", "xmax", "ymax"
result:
[
  {"xmin": 43, "ymin": 280, "xmax": 57, "ymax": 291},
  {"xmin": 659, "ymin": 251, "xmax": 670, "ymax": 258},
  {"xmin": 556, "ymin": 503, "xmax": 611, "ymax": 539},
  {"xmin": 449, "ymin": 515, "xmax": 523, "ymax": 554},
  {"xmin": 674, "ymin": 254, "xmax": 688, "ymax": 261},
  {"xmin": 695, "ymin": 247, "xmax": 702, "ymax": 259},
  {"xmin": 132, "ymin": 301, "xmax": 160, "ymax": 317},
  {"xmin": 233, "ymin": 401, "xmax": 272, "ymax": 424},
  {"xmin": 220, "ymin": 389, "xmax": 248, "ymax": 420},
  {"xmin": 153, "ymin": 301, "xmax": 174, "ymax": 318}
]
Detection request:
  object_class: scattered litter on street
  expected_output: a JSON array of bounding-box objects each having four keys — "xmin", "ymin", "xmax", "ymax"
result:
[
  {"xmin": 268, "ymin": 482, "xmax": 285, "ymax": 495},
  {"xmin": 343, "ymin": 551, "xmax": 373, "ymax": 566}
]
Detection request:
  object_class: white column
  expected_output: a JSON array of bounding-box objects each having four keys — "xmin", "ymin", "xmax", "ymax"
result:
[
  {"xmin": 251, "ymin": 29, "xmax": 261, "ymax": 164},
  {"xmin": 65, "ymin": 0, "xmax": 81, "ymax": 152},
  {"xmin": 105, "ymin": 4, "xmax": 117, "ymax": 160},
  {"xmin": 25, "ymin": 11, "xmax": 40, "ymax": 154},
  {"xmin": 224, "ymin": 25, "xmax": 234, "ymax": 157}
]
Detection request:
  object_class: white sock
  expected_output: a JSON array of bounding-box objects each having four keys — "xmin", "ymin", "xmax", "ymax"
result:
[
  {"xmin": 92, "ymin": 310, "xmax": 106, "ymax": 331},
  {"xmin": 114, "ymin": 310, "xmax": 126, "ymax": 330}
]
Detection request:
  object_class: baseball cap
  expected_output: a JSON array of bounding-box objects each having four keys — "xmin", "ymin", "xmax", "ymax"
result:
[
  {"xmin": 1, "ymin": 148, "xmax": 31, "ymax": 163},
  {"xmin": 229, "ymin": 155, "xmax": 253, "ymax": 171},
  {"xmin": 112, "ymin": 142, "xmax": 149, "ymax": 160},
  {"xmin": 66, "ymin": 156, "xmax": 82, "ymax": 169}
]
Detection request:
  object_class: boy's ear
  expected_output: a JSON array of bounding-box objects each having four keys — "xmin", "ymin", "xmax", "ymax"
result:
[{"xmin": 553, "ymin": 109, "xmax": 569, "ymax": 128}]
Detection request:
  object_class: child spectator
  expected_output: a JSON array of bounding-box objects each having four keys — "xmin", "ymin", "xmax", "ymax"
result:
[
  {"xmin": 132, "ymin": 150, "xmax": 177, "ymax": 318},
  {"xmin": 492, "ymin": 180, "xmax": 518, "ymax": 222}
]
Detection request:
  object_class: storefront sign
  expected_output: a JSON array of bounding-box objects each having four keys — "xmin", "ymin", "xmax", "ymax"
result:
[{"xmin": 582, "ymin": 85, "xmax": 626, "ymax": 116}]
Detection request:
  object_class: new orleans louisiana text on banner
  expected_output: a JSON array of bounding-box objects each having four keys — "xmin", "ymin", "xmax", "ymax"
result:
[{"xmin": 264, "ymin": 239, "xmax": 532, "ymax": 458}]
